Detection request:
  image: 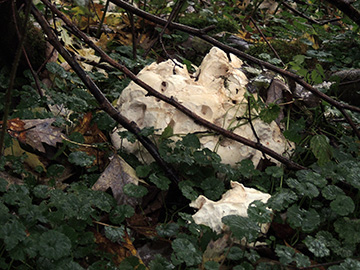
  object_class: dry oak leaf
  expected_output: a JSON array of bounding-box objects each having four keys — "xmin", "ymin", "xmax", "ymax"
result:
[
  {"xmin": 21, "ymin": 118, "xmax": 64, "ymax": 153},
  {"xmin": 1, "ymin": 118, "xmax": 27, "ymax": 142},
  {"xmin": 92, "ymin": 154, "xmax": 143, "ymax": 206}
]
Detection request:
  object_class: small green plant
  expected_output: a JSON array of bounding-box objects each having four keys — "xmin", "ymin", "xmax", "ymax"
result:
[
  {"xmin": 0, "ymin": 179, "xmax": 133, "ymax": 269},
  {"xmin": 1, "ymin": 0, "xmax": 360, "ymax": 269}
]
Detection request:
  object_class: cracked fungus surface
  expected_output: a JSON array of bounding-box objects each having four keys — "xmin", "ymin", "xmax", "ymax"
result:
[{"xmin": 111, "ymin": 47, "xmax": 293, "ymax": 166}]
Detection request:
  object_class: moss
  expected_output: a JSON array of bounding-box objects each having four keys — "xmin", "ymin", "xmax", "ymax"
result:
[
  {"xmin": 23, "ymin": 25, "xmax": 47, "ymax": 71},
  {"xmin": 246, "ymin": 39, "xmax": 308, "ymax": 64}
]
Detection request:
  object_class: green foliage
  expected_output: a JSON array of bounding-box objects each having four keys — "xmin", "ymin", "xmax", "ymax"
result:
[
  {"xmin": 68, "ymin": 151, "xmax": 96, "ymax": 167},
  {"xmin": 123, "ymin": 183, "xmax": 148, "ymax": 198},
  {"xmin": 286, "ymin": 205, "xmax": 320, "ymax": 232},
  {"xmin": 222, "ymin": 215, "xmax": 261, "ymax": 243},
  {"xmin": 0, "ymin": 181, "xmax": 122, "ymax": 268},
  {"xmin": 275, "ymin": 245, "xmax": 310, "ymax": 267},
  {"xmin": 310, "ymin": 134, "xmax": 333, "ymax": 165},
  {"xmin": 171, "ymin": 238, "xmax": 202, "ymax": 266},
  {"xmin": 2, "ymin": 0, "xmax": 360, "ymax": 269}
]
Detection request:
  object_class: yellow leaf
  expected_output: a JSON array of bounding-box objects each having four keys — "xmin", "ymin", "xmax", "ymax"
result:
[{"xmin": 4, "ymin": 139, "xmax": 46, "ymax": 171}]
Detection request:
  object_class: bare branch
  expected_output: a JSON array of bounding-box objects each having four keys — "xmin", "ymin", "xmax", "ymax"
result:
[
  {"xmin": 39, "ymin": 0, "xmax": 306, "ymax": 170},
  {"xmin": 31, "ymin": 5, "xmax": 181, "ymax": 184},
  {"xmin": 325, "ymin": 0, "xmax": 360, "ymax": 26},
  {"xmin": 281, "ymin": 1, "xmax": 342, "ymax": 25},
  {"xmin": 109, "ymin": 0, "xmax": 360, "ymax": 140}
]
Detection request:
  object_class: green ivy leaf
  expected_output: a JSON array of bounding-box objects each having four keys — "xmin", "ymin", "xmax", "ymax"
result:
[
  {"xmin": 104, "ymin": 226, "xmax": 124, "ymax": 242},
  {"xmin": 204, "ymin": 261, "xmax": 220, "ymax": 270},
  {"xmin": 0, "ymin": 220, "xmax": 27, "ymax": 250},
  {"xmin": 18, "ymin": 203, "xmax": 48, "ymax": 225},
  {"xmin": 32, "ymin": 185, "xmax": 50, "ymax": 199},
  {"xmin": 149, "ymin": 254, "xmax": 175, "ymax": 270},
  {"xmin": 328, "ymin": 259, "xmax": 360, "ymax": 270},
  {"xmin": 227, "ymin": 246, "xmax": 244, "ymax": 260},
  {"xmin": 233, "ymin": 262, "xmax": 254, "ymax": 270},
  {"xmin": 90, "ymin": 190, "xmax": 115, "ymax": 213},
  {"xmin": 330, "ymin": 195, "xmax": 355, "ymax": 216},
  {"xmin": 118, "ymin": 130, "xmax": 137, "ymax": 143},
  {"xmin": 275, "ymin": 245, "xmax": 295, "ymax": 265},
  {"xmin": 286, "ymin": 178, "xmax": 319, "ymax": 198},
  {"xmin": 275, "ymin": 244, "xmax": 310, "ymax": 267},
  {"xmin": 296, "ymin": 170, "xmax": 327, "ymax": 188},
  {"xmin": 149, "ymin": 174, "xmax": 170, "ymax": 190},
  {"xmin": 68, "ymin": 152, "xmax": 95, "ymax": 167},
  {"xmin": 8, "ymin": 232, "xmax": 39, "ymax": 261},
  {"xmin": 200, "ymin": 177, "xmax": 225, "ymax": 200},
  {"xmin": 287, "ymin": 205, "xmax": 320, "ymax": 232},
  {"xmin": 222, "ymin": 215, "xmax": 260, "ymax": 242},
  {"xmin": 267, "ymin": 189, "xmax": 298, "ymax": 211},
  {"xmin": 237, "ymin": 159, "xmax": 260, "ymax": 178},
  {"xmin": 123, "ymin": 183, "xmax": 148, "ymax": 198},
  {"xmin": 0, "ymin": 202, "xmax": 10, "ymax": 224},
  {"xmin": 334, "ymin": 218, "xmax": 360, "ymax": 244},
  {"xmin": 160, "ymin": 125, "xmax": 174, "ymax": 140},
  {"xmin": 156, "ymin": 223, "xmax": 179, "ymax": 238},
  {"xmin": 259, "ymin": 103, "xmax": 280, "ymax": 124},
  {"xmin": 310, "ymin": 135, "xmax": 333, "ymax": 165},
  {"xmin": 193, "ymin": 148, "xmax": 221, "ymax": 165},
  {"xmin": 3, "ymin": 185, "xmax": 31, "ymax": 207},
  {"xmin": 136, "ymin": 165, "xmax": 152, "ymax": 178},
  {"xmin": 304, "ymin": 236, "xmax": 330, "ymax": 257},
  {"xmin": 110, "ymin": 205, "xmax": 134, "ymax": 224},
  {"xmin": 265, "ymin": 166, "xmax": 284, "ymax": 178},
  {"xmin": 38, "ymin": 230, "xmax": 71, "ymax": 260},
  {"xmin": 181, "ymin": 134, "xmax": 201, "ymax": 149},
  {"xmin": 179, "ymin": 181, "xmax": 198, "ymax": 201},
  {"xmin": 139, "ymin": 126, "xmax": 156, "ymax": 137},
  {"xmin": 171, "ymin": 238, "xmax": 202, "ymax": 266},
  {"xmin": 118, "ymin": 256, "xmax": 146, "ymax": 270},
  {"xmin": 322, "ymin": 185, "xmax": 345, "ymax": 200},
  {"xmin": 244, "ymin": 249, "xmax": 260, "ymax": 263},
  {"xmin": 315, "ymin": 231, "xmax": 339, "ymax": 250},
  {"xmin": 294, "ymin": 253, "xmax": 311, "ymax": 267},
  {"xmin": 0, "ymin": 178, "xmax": 7, "ymax": 192},
  {"xmin": 46, "ymin": 62, "xmax": 69, "ymax": 78},
  {"xmin": 93, "ymin": 112, "xmax": 116, "ymax": 132},
  {"xmin": 68, "ymin": 132, "xmax": 85, "ymax": 144},
  {"xmin": 283, "ymin": 118, "xmax": 305, "ymax": 143},
  {"xmin": 247, "ymin": 200, "xmax": 272, "ymax": 224},
  {"xmin": 337, "ymin": 161, "xmax": 360, "ymax": 189}
]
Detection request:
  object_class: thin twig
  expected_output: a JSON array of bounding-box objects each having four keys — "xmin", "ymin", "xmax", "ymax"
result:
[
  {"xmin": 247, "ymin": 96, "xmax": 261, "ymax": 144},
  {"xmin": 249, "ymin": 16, "xmax": 284, "ymax": 66},
  {"xmin": 128, "ymin": 11, "xmax": 137, "ymax": 59},
  {"xmin": 247, "ymin": 96, "xmax": 267, "ymax": 160},
  {"xmin": 32, "ymin": 4, "xmax": 181, "ymax": 184},
  {"xmin": 39, "ymin": 0, "xmax": 306, "ymax": 170},
  {"xmin": 96, "ymin": 0, "xmax": 110, "ymax": 38},
  {"xmin": 339, "ymin": 108, "xmax": 360, "ymax": 139},
  {"xmin": 281, "ymin": 1, "xmax": 342, "ymax": 25},
  {"xmin": 108, "ymin": 0, "xmax": 360, "ymax": 137},
  {"xmin": 158, "ymin": 0, "xmax": 186, "ymax": 68}
]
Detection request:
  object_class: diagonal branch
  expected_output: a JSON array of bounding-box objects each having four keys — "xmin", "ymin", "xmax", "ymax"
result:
[
  {"xmin": 39, "ymin": 0, "xmax": 306, "ymax": 170},
  {"xmin": 324, "ymin": 0, "xmax": 360, "ymax": 27},
  {"xmin": 281, "ymin": 1, "xmax": 342, "ymax": 25},
  {"xmin": 31, "ymin": 5, "xmax": 181, "ymax": 184},
  {"xmin": 109, "ymin": 0, "xmax": 360, "ymax": 140}
]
